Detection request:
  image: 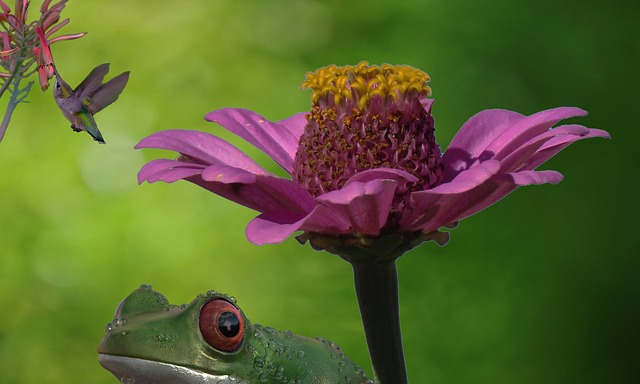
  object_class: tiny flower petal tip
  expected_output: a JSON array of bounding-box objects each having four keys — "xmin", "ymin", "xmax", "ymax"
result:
[{"xmin": 137, "ymin": 62, "xmax": 610, "ymax": 259}]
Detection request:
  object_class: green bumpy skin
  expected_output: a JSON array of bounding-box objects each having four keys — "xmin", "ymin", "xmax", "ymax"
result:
[{"xmin": 98, "ymin": 284, "xmax": 372, "ymax": 384}]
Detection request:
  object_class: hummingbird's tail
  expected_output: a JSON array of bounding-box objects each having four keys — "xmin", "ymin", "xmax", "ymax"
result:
[
  {"xmin": 89, "ymin": 130, "xmax": 106, "ymax": 144},
  {"xmin": 74, "ymin": 124, "xmax": 106, "ymax": 144}
]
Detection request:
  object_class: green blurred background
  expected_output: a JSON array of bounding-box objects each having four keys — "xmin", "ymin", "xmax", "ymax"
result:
[{"xmin": 1, "ymin": 0, "xmax": 637, "ymax": 383}]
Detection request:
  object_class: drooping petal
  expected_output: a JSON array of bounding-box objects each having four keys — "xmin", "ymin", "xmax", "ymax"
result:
[
  {"xmin": 135, "ymin": 129, "xmax": 268, "ymax": 175},
  {"xmin": 486, "ymin": 107, "xmax": 588, "ymax": 160},
  {"xmin": 400, "ymin": 160, "xmax": 501, "ymax": 231},
  {"xmin": 205, "ymin": 108, "xmax": 301, "ymax": 173},
  {"xmin": 136, "ymin": 130, "xmax": 317, "ymax": 214},
  {"xmin": 246, "ymin": 205, "xmax": 351, "ymax": 245},
  {"xmin": 429, "ymin": 169, "xmax": 564, "ymax": 231},
  {"xmin": 201, "ymin": 164, "xmax": 258, "ymax": 184},
  {"xmin": 316, "ymin": 179, "xmax": 398, "ymax": 236},
  {"xmin": 194, "ymin": 169, "xmax": 316, "ymax": 215},
  {"xmin": 498, "ymin": 124, "xmax": 591, "ymax": 173},
  {"xmin": 526, "ymin": 128, "xmax": 611, "ymax": 170},
  {"xmin": 442, "ymin": 107, "xmax": 587, "ymax": 181},
  {"xmin": 138, "ymin": 159, "xmax": 206, "ymax": 184},
  {"xmin": 421, "ymin": 160, "xmax": 501, "ymax": 195},
  {"xmin": 500, "ymin": 170, "xmax": 564, "ymax": 186}
]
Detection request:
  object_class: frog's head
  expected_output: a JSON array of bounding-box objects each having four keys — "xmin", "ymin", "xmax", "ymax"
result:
[{"xmin": 98, "ymin": 284, "xmax": 372, "ymax": 383}]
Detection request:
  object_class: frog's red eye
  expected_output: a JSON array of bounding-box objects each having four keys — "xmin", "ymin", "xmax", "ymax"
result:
[{"xmin": 199, "ymin": 299, "xmax": 244, "ymax": 352}]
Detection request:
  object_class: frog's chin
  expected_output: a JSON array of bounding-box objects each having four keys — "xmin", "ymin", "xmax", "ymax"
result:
[{"xmin": 98, "ymin": 354, "xmax": 238, "ymax": 384}]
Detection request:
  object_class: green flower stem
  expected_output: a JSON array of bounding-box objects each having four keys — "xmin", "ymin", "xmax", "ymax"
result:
[
  {"xmin": 301, "ymin": 232, "xmax": 441, "ymax": 383},
  {"xmin": 351, "ymin": 259, "xmax": 407, "ymax": 384},
  {"xmin": 0, "ymin": 74, "xmax": 31, "ymax": 143},
  {"xmin": 0, "ymin": 58, "xmax": 29, "ymax": 143}
]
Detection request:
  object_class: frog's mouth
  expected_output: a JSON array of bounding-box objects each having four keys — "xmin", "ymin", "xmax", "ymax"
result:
[{"xmin": 98, "ymin": 354, "xmax": 239, "ymax": 384}]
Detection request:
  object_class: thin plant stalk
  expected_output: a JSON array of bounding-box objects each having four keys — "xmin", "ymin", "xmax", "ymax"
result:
[{"xmin": 351, "ymin": 259, "xmax": 407, "ymax": 384}]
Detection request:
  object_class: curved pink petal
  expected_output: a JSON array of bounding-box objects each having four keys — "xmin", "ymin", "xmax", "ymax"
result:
[
  {"xmin": 486, "ymin": 107, "xmax": 587, "ymax": 160},
  {"xmin": 442, "ymin": 107, "xmax": 587, "ymax": 181},
  {"xmin": 192, "ymin": 171, "xmax": 316, "ymax": 215},
  {"xmin": 246, "ymin": 205, "xmax": 351, "ymax": 245},
  {"xmin": 276, "ymin": 112, "xmax": 307, "ymax": 140},
  {"xmin": 499, "ymin": 124, "xmax": 591, "ymax": 173},
  {"xmin": 138, "ymin": 159, "xmax": 206, "ymax": 184},
  {"xmin": 500, "ymin": 170, "xmax": 564, "ymax": 185},
  {"xmin": 135, "ymin": 130, "xmax": 267, "ymax": 175},
  {"xmin": 424, "ymin": 160, "xmax": 501, "ymax": 194},
  {"xmin": 526, "ymin": 128, "xmax": 611, "ymax": 170},
  {"xmin": 399, "ymin": 160, "xmax": 501, "ymax": 230},
  {"xmin": 430, "ymin": 169, "xmax": 563, "ymax": 230},
  {"xmin": 316, "ymin": 179, "xmax": 398, "ymax": 236},
  {"xmin": 205, "ymin": 108, "xmax": 300, "ymax": 173},
  {"xmin": 201, "ymin": 164, "xmax": 257, "ymax": 184},
  {"xmin": 442, "ymin": 109, "xmax": 523, "ymax": 179},
  {"xmin": 344, "ymin": 168, "xmax": 418, "ymax": 186}
]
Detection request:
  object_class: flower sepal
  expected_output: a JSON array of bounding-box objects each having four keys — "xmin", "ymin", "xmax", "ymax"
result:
[{"xmin": 296, "ymin": 229, "xmax": 450, "ymax": 263}]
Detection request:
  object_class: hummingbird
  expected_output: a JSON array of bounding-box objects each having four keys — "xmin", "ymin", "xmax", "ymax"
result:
[{"xmin": 53, "ymin": 63, "xmax": 130, "ymax": 144}]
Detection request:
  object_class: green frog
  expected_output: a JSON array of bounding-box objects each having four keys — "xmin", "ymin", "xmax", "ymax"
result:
[{"xmin": 98, "ymin": 284, "xmax": 372, "ymax": 383}]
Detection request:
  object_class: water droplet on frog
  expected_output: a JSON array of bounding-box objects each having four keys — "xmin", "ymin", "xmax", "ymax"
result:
[
  {"xmin": 258, "ymin": 371, "xmax": 270, "ymax": 383},
  {"xmin": 254, "ymin": 356, "xmax": 265, "ymax": 368},
  {"xmin": 228, "ymin": 296, "xmax": 237, "ymax": 304},
  {"xmin": 120, "ymin": 330, "xmax": 129, "ymax": 336},
  {"xmin": 113, "ymin": 317, "xmax": 127, "ymax": 327},
  {"xmin": 274, "ymin": 365, "xmax": 285, "ymax": 380},
  {"xmin": 296, "ymin": 350, "xmax": 305, "ymax": 359},
  {"xmin": 105, "ymin": 323, "xmax": 113, "ymax": 332}
]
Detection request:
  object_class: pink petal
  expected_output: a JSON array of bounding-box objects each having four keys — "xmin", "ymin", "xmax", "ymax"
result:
[
  {"xmin": 344, "ymin": 168, "xmax": 418, "ymax": 186},
  {"xmin": 500, "ymin": 170, "xmax": 564, "ymax": 185},
  {"xmin": 425, "ymin": 160, "xmax": 501, "ymax": 194},
  {"xmin": 276, "ymin": 112, "xmax": 307, "ymax": 141},
  {"xmin": 487, "ymin": 107, "xmax": 588, "ymax": 160},
  {"xmin": 527, "ymin": 128, "xmax": 611, "ymax": 170},
  {"xmin": 316, "ymin": 179, "xmax": 398, "ymax": 236},
  {"xmin": 442, "ymin": 107, "xmax": 587, "ymax": 181},
  {"xmin": 138, "ymin": 159, "xmax": 205, "ymax": 184},
  {"xmin": 400, "ymin": 160, "xmax": 502, "ymax": 231},
  {"xmin": 498, "ymin": 124, "xmax": 590, "ymax": 173},
  {"xmin": 442, "ymin": 109, "xmax": 523, "ymax": 179},
  {"xmin": 246, "ymin": 206, "xmax": 351, "ymax": 245},
  {"xmin": 201, "ymin": 164, "xmax": 257, "ymax": 184},
  {"xmin": 205, "ymin": 108, "xmax": 300, "ymax": 173},
  {"xmin": 414, "ymin": 169, "xmax": 566, "ymax": 233},
  {"xmin": 420, "ymin": 98, "xmax": 435, "ymax": 111},
  {"xmin": 135, "ymin": 130, "xmax": 267, "ymax": 175},
  {"xmin": 193, "ymin": 172, "xmax": 316, "ymax": 215}
]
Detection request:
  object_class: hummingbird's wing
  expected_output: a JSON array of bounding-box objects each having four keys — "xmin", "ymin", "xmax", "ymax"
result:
[
  {"xmin": 87, "ymin": 71, "xmax": 130, "ymax": 115},
  {"xmin": 75, "ymin": 63, "xmax": 110, "ymax": 100}
]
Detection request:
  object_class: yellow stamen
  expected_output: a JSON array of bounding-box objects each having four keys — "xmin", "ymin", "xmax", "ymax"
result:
[{"xmin": 301, "ymin": 61, "xmax": 432, "ymax": 107}]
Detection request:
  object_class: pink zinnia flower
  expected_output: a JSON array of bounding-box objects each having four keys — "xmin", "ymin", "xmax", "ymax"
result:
[
  {"xmin": 136, "ymin": 62, "xmax": 610, "ymax": 383},
  {"xmin": 137, "ymin": 62, "xmax": 609, "ymax": 252}
]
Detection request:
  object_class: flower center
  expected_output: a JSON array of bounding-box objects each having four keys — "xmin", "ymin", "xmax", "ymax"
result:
[{"xmin": 292, "ymin": 62, "xmax": 444, "ymax": 208}]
